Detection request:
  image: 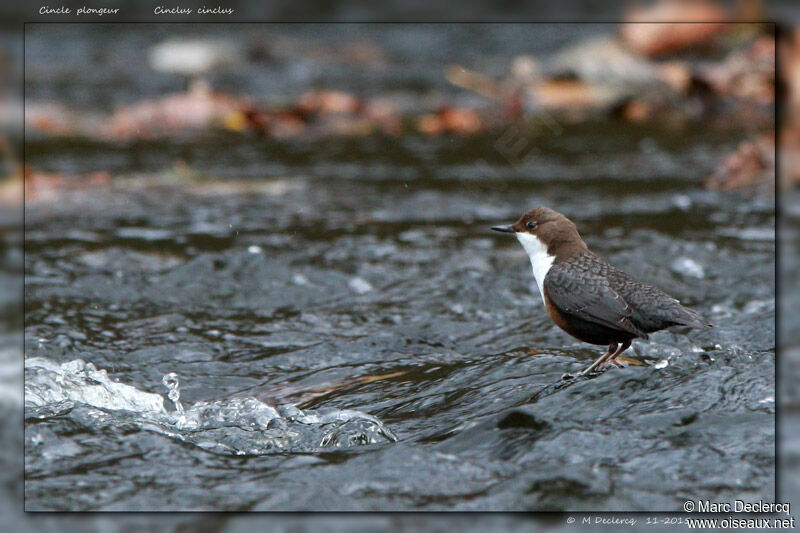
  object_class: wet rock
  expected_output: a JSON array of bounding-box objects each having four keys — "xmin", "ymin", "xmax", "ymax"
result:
[
  {"xmin": 348, "ymin": 276, "xmax": 374, "ymax": 294},
  {"xmin": 781, "ymin": 27, "xmax": 800, "ymax": 113},
  {"xmin": 105, "ymin": 80, "xmax": 250, "ymax": 139},
  {"xmin": 148, "ymin": 39, "xmax": 240, "ymax": 76},
  {"xmin": 0, "ymin": 174, "xmax": 22, "ymax": 208},
  {"xmin": 297, "ymin": 90, "xmax": 361, "ymax": 116},
  {"xmin": 24, "ymin": 168, "xmax": 111, "ymax": 205},
  {"xmin": 417, "ymin": 107, "xmax": 482, "ymax": 135},
  {"xmin": 671, "ymin": 257, "xmax": 706, "ymax": 279},
  {"xmin": 549, "ymin": 36, "xmax": 663, "ymax": 88},
  {"xmin": 496, "ymin": 409, "xmax": 550, "ymax": 431},
  {"xmin": 781, "ymin": 125, "xmax": 800, "ymax": 190},
  {"xmin": 706, "ymin": 135, "xmax": 774, "ymax": 194},
  {"xmin": 528, "ymin": 79, "xmax": 621, "ymax": 114},
  {"xmin": 620, "ymin": 0, "xmax": 733, "ymax": 58},
  {"xmin": 779, "ymin": 28, "xmax": 800, "ymax": 190},
  {"xmin": 700, "ymin": 35, "xmax": 775, "ymax": 105},
  {"xmin": 25, "ymin": 102, "xmax": 89, "ymax": 137}
]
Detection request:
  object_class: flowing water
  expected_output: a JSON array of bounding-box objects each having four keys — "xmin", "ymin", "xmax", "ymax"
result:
[{"xmin": 21, "ymin": 24, "xmax": 775, "ymax": 512}]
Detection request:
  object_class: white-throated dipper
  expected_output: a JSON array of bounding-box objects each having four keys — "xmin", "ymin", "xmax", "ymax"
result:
[{"xmin": 492, "ymin": 207, "xmax": 711, "ymax": 377}]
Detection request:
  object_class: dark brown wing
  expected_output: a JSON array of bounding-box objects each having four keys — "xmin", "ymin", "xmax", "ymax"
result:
[
  {"xmin": 544, "ymin": 259, "xmax": 648, "ymax": 339},
  {"xmin": 603, "ymin": 266, "xmax": 712, "ymax": 331}
]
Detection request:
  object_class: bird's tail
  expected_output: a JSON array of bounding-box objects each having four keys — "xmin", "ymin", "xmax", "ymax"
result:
[{"xmin": 673, "ymin": 305, "xmax": 712, "ymax": 329}]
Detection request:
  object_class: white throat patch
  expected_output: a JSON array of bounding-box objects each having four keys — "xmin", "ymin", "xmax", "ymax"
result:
[{"xmin": 516, "ymin": 232, "xmax": 555, "ymax": 305}]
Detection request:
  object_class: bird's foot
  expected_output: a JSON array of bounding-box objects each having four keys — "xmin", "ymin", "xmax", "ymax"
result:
[
  {"xmin": 609, "ymin": 355, "xmax": 644, "ymax": 367},
  {"xmin": 595, "ymin": 356, "xmax": 643, "ymax": 370},
  {"xmin": 560, "ymin": 368, "xmax": 598, "ymax": 381},
  {"xmin": 561, "ymin": 365, "xmax": 612, "ymax": 381}
]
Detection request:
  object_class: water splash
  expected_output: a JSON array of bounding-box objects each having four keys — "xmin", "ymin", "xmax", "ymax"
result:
[
  {"xmin": 25, "ymin": 357, "xmax": 397, "ymax": 455},
  {"xmin": 25, "ymin": 357, "xmax": 166, "ymax": 413},
  {"xmin": 161, "ymin": 372, "xmax": 184, "ymax": 414}
]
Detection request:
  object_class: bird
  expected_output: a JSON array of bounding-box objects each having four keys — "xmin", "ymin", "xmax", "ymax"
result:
[{"xmin": 492, "ymin": 206, "xmax": 711, "ymax": 378}]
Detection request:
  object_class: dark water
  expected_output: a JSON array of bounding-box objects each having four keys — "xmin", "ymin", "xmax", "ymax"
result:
[
  {"xmin": 23, "ymin": 126, "xmax": 776, "ymax": 511},
  {"xmin": 22, "ymin": 25, "xmax": 775, "ymax": 512}
]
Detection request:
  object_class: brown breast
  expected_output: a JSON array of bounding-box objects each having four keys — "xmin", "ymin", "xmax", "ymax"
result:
[
  {"xmin": 543, "ymin": 289, "xmax": 629, "ymax": 346},
  {"xmin": 544, "ymin": 291, "xmax": 573, "ymax": 334}
]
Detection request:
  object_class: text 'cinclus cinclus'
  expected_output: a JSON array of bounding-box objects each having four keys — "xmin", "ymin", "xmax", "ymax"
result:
[{"xmin": 492, "ymin": 207, "xmax": 711, "ymax": 378}]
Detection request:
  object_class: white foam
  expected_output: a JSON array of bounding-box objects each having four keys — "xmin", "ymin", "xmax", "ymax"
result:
[
  {"xmin": 349, "ymin": 277, "xmax": 374, "ymax": 294},
  {"xmin": 24, "ymin": 357, "xmax": 397, "ymax": 455}
]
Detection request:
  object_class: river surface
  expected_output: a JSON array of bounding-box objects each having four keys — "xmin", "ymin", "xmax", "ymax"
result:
[{"xmin": 21, "ymin": 24, "xmax": 775, "ymax": 512}]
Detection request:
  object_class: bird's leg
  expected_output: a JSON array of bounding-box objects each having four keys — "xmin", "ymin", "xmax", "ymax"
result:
[
  {"xmin": 562, "ymin": 342, "xmax": 617, "ymax": 380},
  {"xmin": 605, "ymin": 339, "xmax": 633, "ymax": 367},
  {"xmin": 581, "ymin": 341, "xmax": 619, "ymax": 375}
]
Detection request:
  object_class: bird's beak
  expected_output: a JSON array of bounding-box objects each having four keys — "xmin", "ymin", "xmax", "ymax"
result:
[{"xmin": 491, "ymin": 225, "xmax": 516, "ymax": 234}]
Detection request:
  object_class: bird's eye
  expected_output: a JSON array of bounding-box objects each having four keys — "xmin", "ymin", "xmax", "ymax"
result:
[{"xmin": 526, "ymin": 221, "xmax": 538, "ymax": 230}]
